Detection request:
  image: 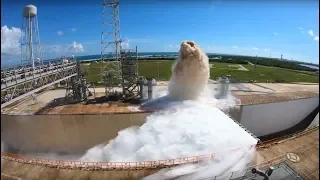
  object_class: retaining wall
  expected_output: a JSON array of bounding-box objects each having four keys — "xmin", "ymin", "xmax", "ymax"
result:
[
  {"xmin": 1, "ymin": 113, "xmax": 150, "ymax": 154},
  {"xmin": 240, "ymin": 97, "xmax": 319, "ymax": 137},
  {"xmin": 1, "ymin": 97, "xmax": 318, "ymax": 154}
]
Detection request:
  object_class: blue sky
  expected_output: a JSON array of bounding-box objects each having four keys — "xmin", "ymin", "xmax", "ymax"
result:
[{"xmin": 1, "ymin": 0, "xmax": 319, "ymax": 66}]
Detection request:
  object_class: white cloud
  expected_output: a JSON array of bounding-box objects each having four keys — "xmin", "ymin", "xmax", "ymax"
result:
[
  {"xmin": 273, "ymin": 32, "xmax": 279, "ymax": 36},
  {"xmin": 252, "ymin": 47, "xmax": 259, "ymax": 51},
  {"xmin": 45, "ymin": 41, "xmax": 84, "ymax": 54},
  {"xmin": 298, "ymin": 27, "xmax": 304, "ymax": 34},
  {"xmin": 69, "ymin": 41, "xmax": 84, "ymax": 52},
  {"xmin": 1, "ymin": 25, "xmax": 22, "ymax": 55},
  {"xmin": 120, "ymin": 39, "xmax": 130, "ymax": 49},
  {"xmin": 57, "ymin": 31, "xmax": 64, "ymax": 36},
  {"xmin": 71, "ymin": 28, "xmax": 77, "ymax": 32},
  {"xmin": 129, "ymin": 38, "xmax": 153, "ymax": 43},
  {"xmin": 314, "ymin": 36, "xmax": 319, "ymax": 41},
  {"xmin": 308, "ymin": 30, "xmax": 314, "ymax": 37},
  {"xmin": 165, "ymin": 44, "xmax": 179, "ymax": 49},
  {"xmin": 232, "ymin": 46, "xmax": 238, "ymax": 49},
  {"xmin": 264, "ymin": 49, "xmax": 269, "ymax": 52}
]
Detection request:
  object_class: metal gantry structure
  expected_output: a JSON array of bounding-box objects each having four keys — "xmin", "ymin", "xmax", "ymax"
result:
[
  {"xmin": 120, "ymin": 46, "xmax": 139, "ymax": 99},
  {"xmin": 100, "ymin": 0, "xmax": 122, "ymax": 96},
  {"xmin": 1, "ymin": 61, "xmax": 78, "ymax": 107},
  {"xmin": 100, "ymin": 0, "xmax": 141, "ymax": 99},
  {"xmin": 101, "ymin": 0, "xmax": 121, "ymax": 61},
  {"xmin": 1, "ymin": 5, "xmax": 79, "ymax": 108},
  {"xmin": 65, "ymin": 61, "xmax": 91, "ymax": 103},
  {"xmin": 1, "ymin": 1, "xmax": 141, "ymax": 108}
]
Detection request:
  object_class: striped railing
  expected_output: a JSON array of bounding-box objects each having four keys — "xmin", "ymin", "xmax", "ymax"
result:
[{"xmin": 1, "ymin": 126, "xmax": 318, "ymax": 172}]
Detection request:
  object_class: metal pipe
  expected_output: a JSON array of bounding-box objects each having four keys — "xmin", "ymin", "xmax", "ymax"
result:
[{"xmin": 28, "ymin": 12, "xmax": 34, "ymax": 70}]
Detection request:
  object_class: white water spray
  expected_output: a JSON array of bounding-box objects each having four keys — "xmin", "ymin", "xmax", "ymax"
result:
[
  {"xmin": 168, "ymin": 41, "xmax": 210, "ymax": 101},
  {"xmin": 80, "ymin": 41, "xmax": 257, "ymax": 179}
]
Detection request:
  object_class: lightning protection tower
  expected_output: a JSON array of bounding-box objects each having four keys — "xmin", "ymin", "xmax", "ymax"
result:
[
  {"xmin": 100, "ymin": 0, "xmax": 122, "ymax": 96},
  {"xmin": 21, "ymin": 4, "xmax": 43, "ymax": 69}
]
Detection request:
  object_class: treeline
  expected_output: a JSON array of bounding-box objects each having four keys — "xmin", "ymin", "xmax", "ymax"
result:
[
  {"xmin": 209, "ymin": 58, "xmax": 248, "ymax": 64},
  {"xmin": 208, "ymin": 55, "xmax": 317, "ymax": 72},
  {"xmin": 86, "ymin": 55, "xmax": 317, "ymax": 72},
  {"xmin": 138, "ymin": 57, "xmax": 176, "ymax": 60},
  {"xmin": 208, "ymin": 55, "xmax": 249, "ymax": 65},
  {"xmin": 245, "ymin": 57, "xmax": 317, "ymax": 72}
]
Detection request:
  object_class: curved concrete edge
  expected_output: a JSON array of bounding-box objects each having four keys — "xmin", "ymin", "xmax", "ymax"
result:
[
  {"xmin": 1, "ymin": 126, "xmax": 318, "ymax": 171},
  {"xmin": 258, "ymin": 105, "xmax": 319, "ymax": 141},
  {"xmin": 1, "ymin": 97, "xmax": 318, "ymax": 154},
  {"xmin": 1, "ymin": 128, "xmax": 318, "ymax": 180},
  {"xmin": 1, "ymin": 113, "xmax": 151, "ymax": 154},
  {"xmin": 240, "ymin": 97, "xmax": 319, "ymax": 137},
  {"xmin": 1, "ymin": 144, "xmax": 256, "ymax": 170}
]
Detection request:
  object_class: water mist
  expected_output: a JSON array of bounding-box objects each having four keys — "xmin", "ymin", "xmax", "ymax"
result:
[{"xmin": 80, "ymin": 41, "xmax": 258, "ymax": 179}]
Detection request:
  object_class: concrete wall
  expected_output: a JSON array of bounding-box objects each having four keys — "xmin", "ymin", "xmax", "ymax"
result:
[
  {"xmin": 240, "ymin": 97, "xmax": 319, "ymax": 137},
  {"xmin": 1, "ymin": 113, "xmax": 150, "ymax": 154},
  {"xmin": 1, "ymin": 97, "xmax": 318, "ymax": 154}
]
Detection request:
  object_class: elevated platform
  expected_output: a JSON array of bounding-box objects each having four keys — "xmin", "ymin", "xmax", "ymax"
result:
[{"xmin": 1, "ymin": 61, "xmax": 78, "ymax": 107}]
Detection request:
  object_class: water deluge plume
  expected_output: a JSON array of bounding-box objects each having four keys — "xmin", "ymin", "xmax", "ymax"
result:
[{"xmin": 80, "ymin": 41, "xmax": 257, "ymax": 179}]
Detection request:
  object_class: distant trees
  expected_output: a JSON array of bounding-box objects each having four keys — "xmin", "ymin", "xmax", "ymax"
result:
[
  {"xmin": 208, "ymin": 55, "xmax": 317, "ymax": 72},
  {"xmin": 245, "ymin": 57, "xmax": 317, "ymax": 72},
  {"xmin": 209, "ymin": 58, "xmax": 248, "ymax": 64},
  {"xmin": 138, "ymin": 57, "xmax": 176, "ymax": 60},
  {"xmin": 92, "ymin": 55, "xmax": 318, "ymax": 72}
]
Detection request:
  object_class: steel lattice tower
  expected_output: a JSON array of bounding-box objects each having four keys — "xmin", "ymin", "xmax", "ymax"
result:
[
  {"xmin": 100, "ymin": 0, "xmax": 122, "ymax": 96},
  {"xmin": 120, "ymin": 46, "xmax": 139, "ymax": 99},
  {"xmin": 100, "ymin": 0, "xmax": 140, "ymax": 100},
  {"xmin": 21, "ymin": 5, "xmax": 43, "ymax": 69}
]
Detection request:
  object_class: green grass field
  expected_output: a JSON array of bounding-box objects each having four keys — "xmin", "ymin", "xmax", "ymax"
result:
[{"xmin": 81, "ymin": 60, "xmax": 319, "ymax": 84}]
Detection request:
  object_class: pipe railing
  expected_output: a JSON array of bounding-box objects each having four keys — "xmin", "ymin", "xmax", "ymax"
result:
[
  {"xmin": 2, "ymin": 142, "xmax": 317, "ymax": 180},
  {"xmin": 1, "ymin": 126, "xmax": 318, "ymax": 172},
  {"xmin": 256, "ymin": 125, "xmax": 319, "ymax": 148},
  {"xmin": 1, "ymin": 145, "xmax": 255, "ymax": 170}
]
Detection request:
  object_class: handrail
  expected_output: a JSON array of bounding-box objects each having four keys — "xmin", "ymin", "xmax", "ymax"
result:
[
  {"xmin": 257, "ymin": 125, "xmax": 319, "ymax": 148},
  {"xmin": 1, "ymin": 144, "xmax": 256, "ymax": 170},
  {"xmin": 1, "ymin": 126, "xmax": 318, "ymax": 171}
]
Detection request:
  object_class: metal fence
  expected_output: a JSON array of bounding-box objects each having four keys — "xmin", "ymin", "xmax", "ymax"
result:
[
  {"xmin": 1, "ymin": 126, "xmax": 318, "ymax": 173},
  {"xmin": 1, "ymin": 144, "xmax": 255, "ymax": 170}
]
